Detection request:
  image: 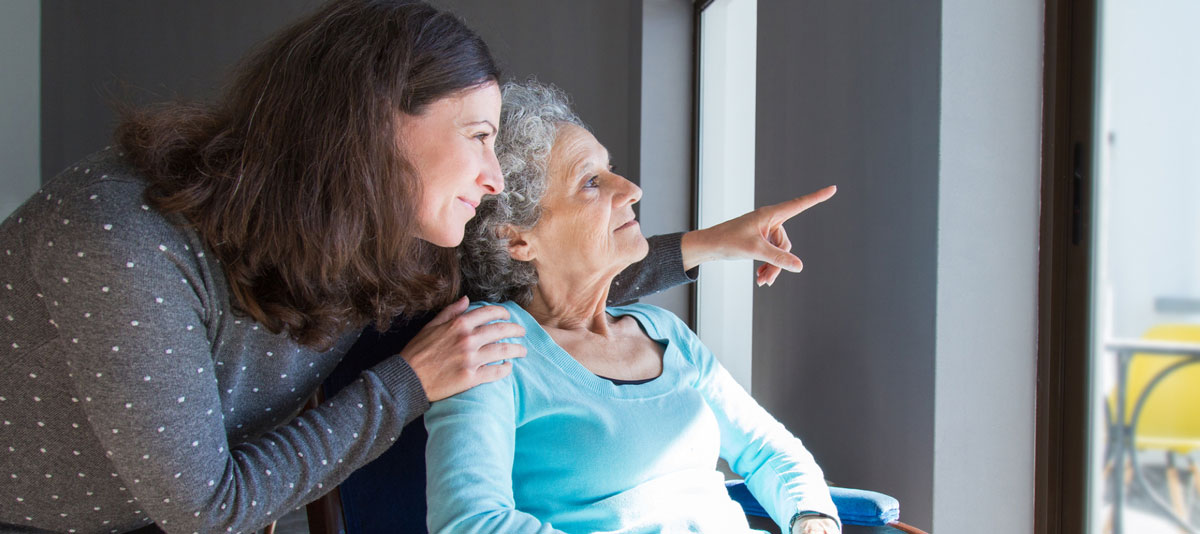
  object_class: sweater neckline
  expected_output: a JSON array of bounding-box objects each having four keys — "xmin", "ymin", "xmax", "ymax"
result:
[{"xmin": 506, "ymin": 302, "xmax": 682, "ymax": 399}]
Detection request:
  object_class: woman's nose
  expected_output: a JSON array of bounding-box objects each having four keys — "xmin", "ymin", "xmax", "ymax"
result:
[
  {"xmin": 620, "ymin": 178, "xmax": 642, "ymax": 206},
  {"xmin": 478, "ymin": 149, "xmax": 504, "ymax": 194}
]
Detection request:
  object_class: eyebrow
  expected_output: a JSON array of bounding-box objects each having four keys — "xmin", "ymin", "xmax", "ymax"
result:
[
  {"xmin": 569, "ymin": 150, "xmax": 612, "ymax": 181},
  {"xmin": 462, "ymin": 120, "xmax": 497, "ymax": 134}
]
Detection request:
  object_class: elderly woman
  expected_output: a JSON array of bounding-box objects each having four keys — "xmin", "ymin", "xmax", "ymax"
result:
[{"xmin": 423, "ymin": 81, "xmax": 840, "ymax": 534}]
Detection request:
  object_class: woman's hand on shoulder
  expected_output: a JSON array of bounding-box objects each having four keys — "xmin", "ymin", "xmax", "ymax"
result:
[
  {"xmin": 680, "ymin": 185, "xmax": 836, "ymax": 286},
  {"xmin": 792, "ymin": 515, "xmax": 841, "ymax": 534},
  {"xmin": 400, "ymin": 297, "xmax": 527, "ymax": 402}
]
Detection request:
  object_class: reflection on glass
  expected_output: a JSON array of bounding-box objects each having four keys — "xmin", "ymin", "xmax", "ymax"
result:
[{"xmin": 1089, "ymin": 1, "xmax": 1200, "ymax": 533}]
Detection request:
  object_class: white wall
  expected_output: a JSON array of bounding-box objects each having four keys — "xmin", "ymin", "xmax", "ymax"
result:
[
  {"xmin": 0, "ymin": 1, "xmax": 40, "ymax": 219},
  {"xmin": 934, "ymin": 1, "xmax": 1042, "ymax": 532},
  {"xmin": 696, "ymin": 0, "xmax": 756, "ymax": 391},
  {"xmin": 1096, "ymin": 0, "xmax": 1200, "ymax": 339}
]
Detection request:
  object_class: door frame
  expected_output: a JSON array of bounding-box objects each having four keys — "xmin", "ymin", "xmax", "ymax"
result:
[{"xmin": 1036, "ymin": 0, "xmax": 1098, "ymax": 533}]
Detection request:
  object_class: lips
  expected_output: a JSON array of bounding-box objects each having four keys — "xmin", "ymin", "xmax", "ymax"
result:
[
  {"xmin": 615, "ymin": 219, "xmax": 639, "ymax": 231},
  {"xmin": 458, "ymin": 197, "xmax": 479, "ymax": 211}
]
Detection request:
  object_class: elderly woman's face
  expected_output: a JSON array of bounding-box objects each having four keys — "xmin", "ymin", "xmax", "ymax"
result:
[{"xmin": 519, "ymin": 123, "xmax": 648, "ymax": 280}]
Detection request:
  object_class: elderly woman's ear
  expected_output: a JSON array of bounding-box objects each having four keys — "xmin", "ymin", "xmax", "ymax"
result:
[{"xmin": 498, "ymin": 225, "xmax": 536, "ymax": 262}]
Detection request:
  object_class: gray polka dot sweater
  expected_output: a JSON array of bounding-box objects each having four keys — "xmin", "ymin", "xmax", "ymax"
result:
[
  {"xmin": 0, "ymin": 150, "xmax": 695, "ymax": 534},
  {"xmin": 0, "ymin": 150, "xmax": 431, "ymax": 534}
]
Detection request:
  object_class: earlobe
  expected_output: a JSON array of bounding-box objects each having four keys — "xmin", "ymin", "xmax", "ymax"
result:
[
  {"xmin": 508, "ymin": 239, "xmax": 534, "ymax": 262},
  {"xmin": 498, "ymin": 225, "xmax": 535, "ymax": 262}
]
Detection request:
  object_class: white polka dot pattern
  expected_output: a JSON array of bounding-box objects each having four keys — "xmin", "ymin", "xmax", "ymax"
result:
[{"xmin": 0, "ymin": 151, "xmax": 430, "ymax": 533}]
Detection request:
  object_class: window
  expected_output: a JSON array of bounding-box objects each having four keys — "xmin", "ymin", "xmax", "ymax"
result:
[{"xmin": 695, "ymin": 0, "xmax": 757, "ymax": 391}]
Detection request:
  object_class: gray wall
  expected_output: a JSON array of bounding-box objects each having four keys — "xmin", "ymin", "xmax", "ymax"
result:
[
  {"xmin": 432, "ymin": 0, "xmax": 642, "ymax": 191},
  {"xmin": 633, "ymin": 0, "xmax": 695, "ymax": 319},
  {"xmin": 1, "ymin": 1, "xmax": 41, "ymax": 219},
  {"xmin": 38, "ymin": 0, "xmax": 690, "ymax": 318},
  {"xmin": 40, "ymin": 0, "xmax": 322, "ymax": 179},
  {"xmin": 39, "ymin": 0, "xmax": 639, "ymax": 190},
  {"xmin": 753, "ymin": 1, "xmax": 942, "ymax": 528}
]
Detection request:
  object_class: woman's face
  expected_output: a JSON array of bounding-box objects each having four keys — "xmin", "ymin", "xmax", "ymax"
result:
[
  {"xmin": 518, "ymin": 123, "xmax": 648, "ymax": 281},
  {"xmin": 401, "ymin": 82, "xmax": 504, "ymax": 247}
]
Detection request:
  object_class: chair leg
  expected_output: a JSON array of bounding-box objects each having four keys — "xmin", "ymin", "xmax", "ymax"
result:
[
  {"xmin": 1101, "ymin": 456, "xmax": 1116, "ymax": 534},
  {"xmin": 305, "ymin": 487, "xmax": 346, "ymax": 534},
  {"xmin": 886, "ymin": 521, "xmax": 930, "ymax": 534},
  {"xmin": 1190, "ymin": 456, "xmax": 1200, "ymax": 501},
  {"xmin": 1165, "ymin": 452, "xmax": 1187, "ymax": 533},
  {"xmin": 1124, "ymin": 457, "xmax": 1133, "ymax": 489}
]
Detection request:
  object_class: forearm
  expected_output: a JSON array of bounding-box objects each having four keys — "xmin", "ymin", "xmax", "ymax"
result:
[
  {"xmin": 608, "ymin": 232, "xmax": 696, "ymax": 305},
  {"xmin": 720, "ymin": 393, "xmax": 837, "ymax": 529},
  {"xmin": 70, "ymin": 356, "xmax": 425, "ymax": 534},
  {"xmin": 285, "ymin": 358, "xmax": 431, "ymax": 509},
  {"xmin": 680, "ymin": 227, "xmax": 720, "ymax": 271},
  {"xmin": 691, "ymin": 341, "xmax": 838, "ymax": 530}
]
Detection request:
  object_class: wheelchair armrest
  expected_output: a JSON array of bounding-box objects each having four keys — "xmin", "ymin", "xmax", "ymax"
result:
[{"xmin": 724, "ymin": 480, "xmax": 901, "ymax": 527}]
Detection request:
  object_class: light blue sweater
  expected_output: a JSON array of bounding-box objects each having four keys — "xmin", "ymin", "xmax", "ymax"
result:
[{"xmin": 424, "ymin": 301, "xmax": 838, "ymax": 534}]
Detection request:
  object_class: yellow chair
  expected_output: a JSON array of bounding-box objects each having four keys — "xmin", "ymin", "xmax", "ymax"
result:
[{"xmin": 1111, "ymin": 323, "xmax": 1200, "ymax": 525}]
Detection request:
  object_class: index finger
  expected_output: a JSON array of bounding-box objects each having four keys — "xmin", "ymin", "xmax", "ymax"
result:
[{"xmin": 764, "ymin": 185, "xmax": 837, "ymax": 223}]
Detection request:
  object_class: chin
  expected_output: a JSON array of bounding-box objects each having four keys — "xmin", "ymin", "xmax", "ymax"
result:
[
  {"xmin": 421, "ymin": 230, "xmax": 466, "ymax": 248},
  {"xmin": 631, "ymin": 235, "xmax": 650, "ymax": 262}
]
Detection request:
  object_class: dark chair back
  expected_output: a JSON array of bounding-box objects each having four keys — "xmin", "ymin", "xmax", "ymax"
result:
[{"xmin": 322, "ymin": 315, "xmax": 436, "ymax": 534}]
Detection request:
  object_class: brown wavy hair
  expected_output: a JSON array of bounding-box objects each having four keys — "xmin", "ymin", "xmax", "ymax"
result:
[{"xmin": 115, "ymin": 0, "xmax": 500, "ymax": 350}]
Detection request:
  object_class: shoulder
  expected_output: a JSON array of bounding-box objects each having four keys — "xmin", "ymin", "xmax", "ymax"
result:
[
  {"xmin": 427, "ymin": 362, "xmax": 517, "ymax": 419},
  {"xmin": 22, "ymin": 150, "xmax": 194, "ymax": 256},
  {"xmin": 40, "ymin": 148, "xmax": 151, "ymax": 207},
  {"xmin": 612, "ymin": 302, "xmax": 716, "ymax": 372},
  {"xmin": 14, "ymin": 151, "xmax": 217, "ymax": 307},
  {"xmin": 467, "ymin": 300, "xmax": 537, "ymax": 329},
  {"xmin": 609, "ymin": 302, "xmax": 693, "ymax": 341}
]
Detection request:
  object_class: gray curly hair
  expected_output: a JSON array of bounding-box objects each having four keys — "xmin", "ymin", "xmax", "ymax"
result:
[{"xmin": 458, "ymin": 80, "xmax": 586, "ymax": 304}]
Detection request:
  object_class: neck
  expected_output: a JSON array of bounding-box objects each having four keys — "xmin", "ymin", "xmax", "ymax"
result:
[{"xmin": 524, "ymin": 271, "xmax": 616, "ymax": 336}]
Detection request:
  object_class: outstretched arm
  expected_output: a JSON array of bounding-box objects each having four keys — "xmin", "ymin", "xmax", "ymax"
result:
[
  {"xmin": 682, "ymin": 185, "xmax": 836, "ymax": 287},
  {"xmin": 610, "ymin": 185, "xmax": 838, "ymax": 305},
  {"xmin": 671, "ymin": 315, "xmax": 840, "ymax": 533},
  {"xmin": 608, "ymin": 232, "xmax": 696, "ymax": 305}
]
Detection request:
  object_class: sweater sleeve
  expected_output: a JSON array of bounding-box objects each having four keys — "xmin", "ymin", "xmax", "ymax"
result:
[
  {"xmin": 424, "ymin": 376, "xmax": 565, "ymax": 534},
  {"xmin": 607, "ymin": 232, "xmax": 697, "ymax": 306},
  {"xmin": 672, "ymin": 312, "xmax": 840, "ymax": 533},
  {"xmin": 281, "ymin": 358, "xmax": 430, "ymax": 513},
  {"xmin": 28, "ymin": 179, "xmax": 428, "ymax": 534}
]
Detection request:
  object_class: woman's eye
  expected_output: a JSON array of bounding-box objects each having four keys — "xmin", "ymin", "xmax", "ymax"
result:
[
  {"xmin": 584, "ymin": 176, "xmax": 599, "ymax": 188},
  {"xmin": 474, "ymin": 132, "xmax": 491, "ymax": 143}
]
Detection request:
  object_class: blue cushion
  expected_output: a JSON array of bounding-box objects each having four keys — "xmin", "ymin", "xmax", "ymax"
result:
[{"xmin": 724, "ymin": 480, "xmax": 901, "ymax": 527}]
